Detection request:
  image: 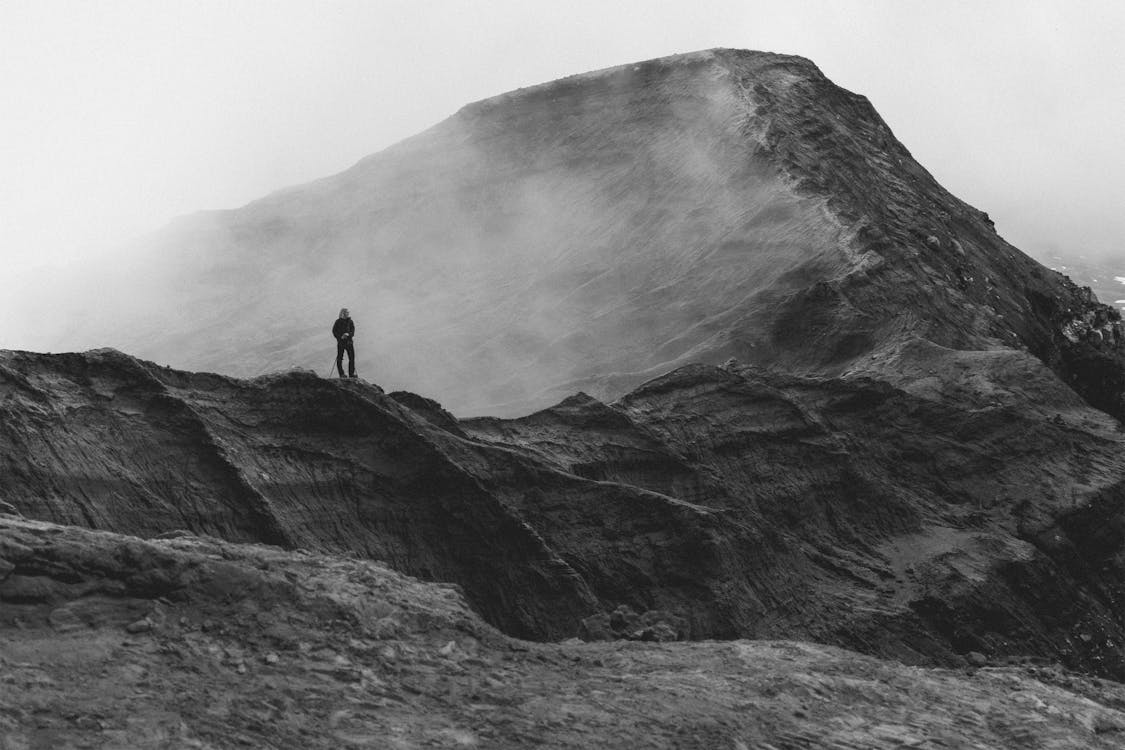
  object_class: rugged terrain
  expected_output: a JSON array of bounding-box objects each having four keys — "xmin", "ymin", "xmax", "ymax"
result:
[
  {"xmin": 52, "ymin": 49, "xmax": 1125, "ymax": 418},
  {"xmin": 5, "ymin": 514, "xmax": 1125, "ymax": 749},
  {"xmin": 4, "ymin": 346, "xmax": 1125, "ymax": 682},
  {"xmin": 8, "ymin": 49, "xmax": 1125, "ymax": 746}
]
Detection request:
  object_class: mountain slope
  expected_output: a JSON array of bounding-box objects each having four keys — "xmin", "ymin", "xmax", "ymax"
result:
[
  {"xmin": 5, "ymin": 348, "xmax": 1125, "ymax": 680},
  {"xmin": 57, "ymin": 49, "xmax": 1125, "ymax": 418}
]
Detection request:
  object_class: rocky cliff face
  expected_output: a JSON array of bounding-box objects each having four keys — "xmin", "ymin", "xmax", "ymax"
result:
[
  {"xmin": 5, "ymin": 347, "xmax": 1125, "ymax": 681},
  {"xmin": 54, "ymin": 49, "xmax": 1125, "ymax": 419}
]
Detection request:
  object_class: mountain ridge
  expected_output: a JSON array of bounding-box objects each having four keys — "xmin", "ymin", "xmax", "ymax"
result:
[
  {"xmin": 5, "ymin": 345, "xmax": 1125, "ymax": 680},
  {"xmin": 52, "ymin": 48, "xmax": 1124, "ymax": 420}
]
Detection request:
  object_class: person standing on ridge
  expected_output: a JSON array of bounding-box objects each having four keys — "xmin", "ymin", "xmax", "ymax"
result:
[{"xmin": 332, "ymin": 308, "xmax": 357, "ymax": 378}]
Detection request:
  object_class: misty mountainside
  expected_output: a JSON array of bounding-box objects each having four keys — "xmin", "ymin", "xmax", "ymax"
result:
[
  {"xmin": 5, "ymin": 346, "xmax": 1125, "ymax": 682},
  {"xmin": 57, "ymin": 48, "xmax": 1125, "ymax": 418}
]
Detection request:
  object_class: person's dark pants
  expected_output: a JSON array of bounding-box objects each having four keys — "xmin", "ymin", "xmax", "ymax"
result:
[{"xmin": 336, "ymin": 339, "xmax": 356, "ymax": 378}]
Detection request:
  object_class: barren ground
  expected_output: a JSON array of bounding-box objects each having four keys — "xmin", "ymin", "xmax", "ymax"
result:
[{"xmin": 4, "ymin": 516, "xmax": 1125, "ymax": 749}]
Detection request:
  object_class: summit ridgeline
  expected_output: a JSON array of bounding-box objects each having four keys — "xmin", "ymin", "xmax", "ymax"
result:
[{"xmin": 60, "ymin": 49, "xmax": 1125, "ymax": 419}]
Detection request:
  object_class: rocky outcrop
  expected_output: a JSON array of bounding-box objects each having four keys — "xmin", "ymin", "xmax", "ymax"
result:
[
  {"xmin": 469, "ymin": 357, "xmax": 1125, "ymax": 676},
  {"xmin": 5, "ymin": 347, "xmax": 1125, "ymax": 680},
  {"xmin": 4, "ymin": 514, "xmax": 1125, "ymax": 749},
  {"xmin": 0, "ymin": 349, "xmax": 603, "ymax": 640}
]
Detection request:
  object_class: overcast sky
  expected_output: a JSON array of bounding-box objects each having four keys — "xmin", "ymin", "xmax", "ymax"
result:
[{"xmin": 2, "ymin": 1, "xmax": 1123, "ymax": 345}]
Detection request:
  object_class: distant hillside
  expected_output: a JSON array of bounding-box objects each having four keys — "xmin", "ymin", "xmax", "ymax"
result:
[
  {"xmin": 1032, "ymin": 250, "xmax": 1125, "ymax": 315},
  {"xmin": 53, "ymin": 49, "xmax": 1125, "ymax": 418}
]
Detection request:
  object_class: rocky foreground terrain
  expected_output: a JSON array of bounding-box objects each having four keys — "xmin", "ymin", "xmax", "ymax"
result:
[{"xmin": 5, "ymin": 515, "xmax": 1125, "ymax": 749}]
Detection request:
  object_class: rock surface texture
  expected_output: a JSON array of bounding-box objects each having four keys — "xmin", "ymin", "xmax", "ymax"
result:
[
  {"xmin": 55, "ymin": 49, "xmax": 1125, "ymax": 418},
  {"xmin": 4, "ymin": 347, "xmax": 1125, "ymax": 682},
  {"xmin": 4, "ymin": 515, "xmax": 1125, "ymax": 749}
]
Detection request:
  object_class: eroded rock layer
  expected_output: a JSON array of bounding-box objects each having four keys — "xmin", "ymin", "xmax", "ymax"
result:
[{"xmin": 4, "ymin": 348, "xmax": 1125, "ymax": 679}]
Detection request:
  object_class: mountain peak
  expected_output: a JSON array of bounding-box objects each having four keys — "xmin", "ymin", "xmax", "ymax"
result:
[
  {"xmin": 456, "ymin": 48, "xmax": 820, "ymax": 115},
  {"xmin": 56, "ymin": 50, "xmax": 1125, "ymax": 420}
]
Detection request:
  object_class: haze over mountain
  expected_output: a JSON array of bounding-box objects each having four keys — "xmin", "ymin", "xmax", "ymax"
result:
[
  {"xmin": 8, "ymin": 48, "xmax": 1125, "ymax": 747},
  {"xmin": 53, "ymin": 49, "xmax": 1124, "ymax": 418}
]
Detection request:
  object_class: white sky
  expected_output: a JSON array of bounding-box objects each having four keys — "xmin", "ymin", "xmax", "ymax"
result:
[{"xmin": 2, "ymin": 0, "xmax": 1124, "ymax": 345}]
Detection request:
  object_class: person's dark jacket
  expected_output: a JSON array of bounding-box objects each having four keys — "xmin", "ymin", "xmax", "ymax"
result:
[{"xmin": 332, "ymin": 317, "xmax": 355, "ymax": 341}]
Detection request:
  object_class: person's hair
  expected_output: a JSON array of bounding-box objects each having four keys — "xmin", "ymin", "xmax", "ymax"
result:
[{"xmin": 339, "ymin": 308, "xmax": 349, "ymax": 317}]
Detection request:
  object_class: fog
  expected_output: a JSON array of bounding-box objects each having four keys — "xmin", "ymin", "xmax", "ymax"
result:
[
  {"xmin": 16, "ymin": 54, "xmax": 848, "ymax": 416},
  {"xmin": 2, "ymin": 1, "xmax": 1123, "ymax": 353}
]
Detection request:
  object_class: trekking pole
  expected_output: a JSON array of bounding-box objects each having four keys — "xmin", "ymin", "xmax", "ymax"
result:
[{"xmin": 325, "ymin": 356, "xmax": 337, "ymax": 378}]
